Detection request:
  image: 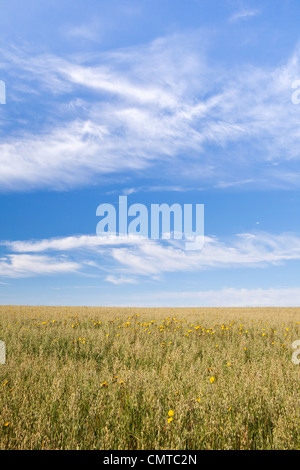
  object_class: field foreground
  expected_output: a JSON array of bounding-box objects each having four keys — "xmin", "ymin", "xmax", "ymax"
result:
[{"xmin": 0, "ymin": 305, "xmax": 299, "ymax": 450}]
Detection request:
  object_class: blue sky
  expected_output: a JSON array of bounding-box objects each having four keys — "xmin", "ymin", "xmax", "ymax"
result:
[{"xmin": 0, "ymin": 0, "xmax": 300, "ymax": 306}]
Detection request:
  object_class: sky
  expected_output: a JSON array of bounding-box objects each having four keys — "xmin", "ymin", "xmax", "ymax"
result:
[{"xmin": 0, "ymin": 0, "xmax": 300, "ymax": 307}]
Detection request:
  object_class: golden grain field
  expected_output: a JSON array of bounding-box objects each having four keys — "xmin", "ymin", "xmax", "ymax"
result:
[{"xmin": 0, "ymin": 305, "xmax": 299, "ymax": 450}]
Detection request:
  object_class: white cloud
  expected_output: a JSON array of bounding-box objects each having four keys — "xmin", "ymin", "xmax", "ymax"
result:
[
  {"xmin": 120, "ymin": 286, "xmax": 300, "ymax": 307},
  {"xmin": 229, "ymin": 9, "xmax": 260, "ymax": 23},
  {"xmin": 3, "ymin": 231, "xmax": 300, "ymax": 279},
  {"xmin": 1, "ymin": 34, "xmax": 300, "ymax": 190},
  {"xmin": 64, "ymin": 22, "xmax": 102, "ymax": 43},
  {"xmin": 110, "ymin": 232, "xmax": 300, "ymax": 276},
  {"xmin": 105, "ymin": 274, "xmax": 137, "ymax": 285},
  {"xmin": 3, "ymin": 234, "xmax": 145, "ymax": 253},
  {"xmin": 0, "ymin": 254, "xmax": 80, "ymax": 278}
]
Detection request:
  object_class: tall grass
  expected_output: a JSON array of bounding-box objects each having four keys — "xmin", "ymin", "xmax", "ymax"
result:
[{"xmin": 0, "ymin": 306, "xmax": 299, "ymax": 449}]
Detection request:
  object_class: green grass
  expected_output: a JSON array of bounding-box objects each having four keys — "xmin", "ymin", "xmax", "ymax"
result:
[{"xmin": 0, "ymin": 305, "xmax": 299, "ymax": 449}]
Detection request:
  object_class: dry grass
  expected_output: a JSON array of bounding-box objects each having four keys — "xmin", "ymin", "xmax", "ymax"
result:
[{"xmin": 0, "ymin": 305, "xmax": 299, "ymax": 450}]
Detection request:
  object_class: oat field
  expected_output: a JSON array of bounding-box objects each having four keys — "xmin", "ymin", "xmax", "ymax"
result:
[{"xmin": 0, "ymin": 305, "xmax": 299, "ymax": 450}]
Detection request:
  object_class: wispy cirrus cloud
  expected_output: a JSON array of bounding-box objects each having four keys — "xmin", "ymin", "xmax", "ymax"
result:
[
  {"xmin": 2, "ymin": 231, "xmax": 300, "ymax": 279},
  {"xmin": 0, "ymin": 254, "xmax": 80, "ymax": 278},
  {"xmin": 63, "ymin": 21, "xmax": 103, "ymax": 43},
  {"xmin": 120, "ymin": 286, "xmax": 300, "ymax": 307},
  {"xmin": 229, "ymin": 9, "xmax": 260, "ymax": 23},
  {"xmin": 109, "ymin": 232, "xmax": 300, "ymax": 276},
  {"xmin": 105, "ymin": 274, "xmax": 137, "ymax": 285},
  {"xmin": 2, "ymin": 234, "xmax": 145, "ymax": 253},
  {"xmin": 1, "ymin": 33, "xmax": 300, "ymax": 191}
]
